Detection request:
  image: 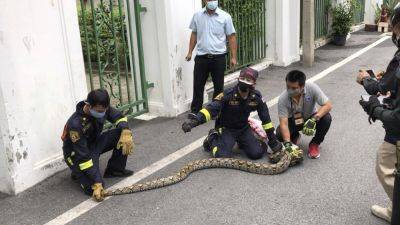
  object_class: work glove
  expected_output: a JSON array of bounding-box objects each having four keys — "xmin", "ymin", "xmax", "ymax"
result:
[
  {"xmin": 359, "ymin": 95, "xmax": 381, "ymax": 123},
  {"xmin": 283, "ymin": 142, "xmax": 304, "ymax": 166},
  {"xmin": 117, "ymin": 129, "xmax": 134, "ymax": 156},
  {"xmin": 302, "ymin": 118, "xmax": 317, "ymax": 136},
  {"xmin": 182, "ymin": 119, "xmax": 200, "ymax": 133},
  {"xmin": 92, "ymin": 183, "xmax": 105, "ymax": 202}
]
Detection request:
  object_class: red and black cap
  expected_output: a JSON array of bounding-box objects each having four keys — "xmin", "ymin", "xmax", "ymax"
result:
[{"xmin": 239, "ymin": 67, "xmax": 259, "ymax": 85}]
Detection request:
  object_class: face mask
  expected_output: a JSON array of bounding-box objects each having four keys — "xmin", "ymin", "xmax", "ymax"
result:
[
  {"xmin": 89, "ymin": 108, "xmax": 106, "ymax": 119},
  {"xmin": 238, "ymin": 81, "xmax": 252, "ymax": 92},
  {"xmin": 206, "ymin": 0, "xmax": 218, "ymax": 11},
  {"xmin": 287, "ymin": 88, "xmax": 302, "ymax": 97}
]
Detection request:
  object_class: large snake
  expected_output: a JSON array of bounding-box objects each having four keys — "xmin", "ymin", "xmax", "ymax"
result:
[{"xmin": 103, "ymin": 148, "xmax": 303, "ymax": 197}]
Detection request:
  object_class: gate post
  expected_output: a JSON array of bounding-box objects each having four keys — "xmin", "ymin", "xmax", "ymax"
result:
[{"xmin": 303, "ymin": 0, "xmax": 315, "ymax": 67}]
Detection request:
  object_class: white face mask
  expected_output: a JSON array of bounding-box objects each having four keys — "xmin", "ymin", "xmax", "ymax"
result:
[{"xmin": 206, "ymin": 0, "xmax": 218, "ymax": 11}]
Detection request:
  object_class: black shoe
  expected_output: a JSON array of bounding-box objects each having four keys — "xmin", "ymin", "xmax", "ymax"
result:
[
  {"xmin": 104, "ymin": 169, "xmax": 134, "ymax": 178},
  {"xmin": 203, "ymin": 129, "xmax": 218, "ymax": 152},
  {"xmin": 187, "ymin": 112, "xmax": 198, "ymax": 120},
  {"xmin": 71, "ymin": 172, "xmax": 79, "ymax": 183}
]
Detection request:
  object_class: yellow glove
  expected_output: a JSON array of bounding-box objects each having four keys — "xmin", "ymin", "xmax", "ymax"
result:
[
  {"xmin": 92, "ymin": 183, "xmax": 105, "ymax": 202},
  {"xmin": 117, "ymin": 129, "xmax": 134, "ymax": 156}
]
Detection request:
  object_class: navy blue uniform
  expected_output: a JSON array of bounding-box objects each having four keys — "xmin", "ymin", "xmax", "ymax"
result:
[
  {"xmin": 196, "ymin": 86, "xmax": 279, "ymax": 159},
  {"xmin": 364, "ymin": 50, "xmax": 400, "ymax": 144},
  {"xmin": 62, "ymin": 101, "xmax": 129, "ymax": 194}
]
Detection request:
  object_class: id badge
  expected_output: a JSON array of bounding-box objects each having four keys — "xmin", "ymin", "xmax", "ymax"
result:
[{"xmin": 294, "ymin": 112, "xmax": 304, "ymax": 126}]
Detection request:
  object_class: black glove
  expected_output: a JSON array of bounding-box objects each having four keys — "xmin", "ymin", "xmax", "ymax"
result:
[
  {"xmin": 359, "ymin": 95, "xmax": 381, "ymax": 123},
  {"xmin": 182, "ymin": 119, "xmax": 199, "ymax": 133}
]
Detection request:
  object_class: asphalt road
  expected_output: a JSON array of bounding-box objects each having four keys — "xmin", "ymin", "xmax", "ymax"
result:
[{"xmin": 0, "ymin": 31, "xmax": 395, "ymax": 225}]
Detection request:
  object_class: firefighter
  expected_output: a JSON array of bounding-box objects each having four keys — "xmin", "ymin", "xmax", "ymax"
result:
[
  {"xmin": 182, "ymin": 67, "xmax": 286, "ymax": 160},
  {"xmin": 62, "ymin": 89, "xmax": 134, "ymax": 202}
]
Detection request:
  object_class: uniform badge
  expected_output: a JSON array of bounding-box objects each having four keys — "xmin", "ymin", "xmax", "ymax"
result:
[
  {"xmin": 214, "ymin": 93, "xmax": 224, "ymax": 101},
  {"xmin": 229, "ymin": 100, "xmax": 239, "ymax": 105},
  {"xmin": 69, "ymin": 131, "xmax": 80, "ymax": 143},
  {"xmin": 249, "ymin": 101, "xmax": 258, "ymax": 107}
]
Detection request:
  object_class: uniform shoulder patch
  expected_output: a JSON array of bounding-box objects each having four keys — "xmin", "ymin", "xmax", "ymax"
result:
[
  {"xmin": 69, "ymin": 130, "xmax": 80, "ymax": 143},
  {"xmin": 214, "ymin": 93, "xmax": 224, "ymax": 101}
]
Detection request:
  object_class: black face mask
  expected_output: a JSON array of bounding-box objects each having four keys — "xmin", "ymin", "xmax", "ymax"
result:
[{"xmin": 238, "ymin": 81, "xmax": 252, "ymax": 92}]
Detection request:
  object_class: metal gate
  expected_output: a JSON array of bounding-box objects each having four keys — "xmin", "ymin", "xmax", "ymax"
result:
[
  {"xmin": 77, "ymin": 0, "xmax": 151, "ymax": 118},
  {"xmin": 353, "ymin": 0, "xmax": 365, "ymax": 24},
  {"xmin": 218, "ymin": 0, "xmax": 267, "ymax": 73},
  {"xmin": 300, "ymin": 0, "xmax": 330, "ymax": 41}
]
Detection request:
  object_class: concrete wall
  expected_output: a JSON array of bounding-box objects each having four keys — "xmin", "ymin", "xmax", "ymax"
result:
[
  {"xmin": 137, "ymin": 0, "xmax": 200, "ymax": 117},
  {"xmin": 0, "ymin": 0, "xmax": 87, "ymax": 194},
  {"xmin": 266, "ymin": 0, "xmax": 301, "ymax": 66}
]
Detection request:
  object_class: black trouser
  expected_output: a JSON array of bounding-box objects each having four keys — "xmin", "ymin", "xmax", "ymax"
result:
[
  {"xmin": 393, "ymin": 173, "xmax": 400, "ymax": 225},
  {"xmin": 276, "ymin": 113, "xmax": 332, "ymax": 145},
  {"xmin": 210, "ymin": 126, "xmax": 264, "ymax": 160},
  {"xmin": 65, "ymin": 128, "xmax": 127, "ymax": 195},
  {"xmin": 190, "ymin": 54, "xmax": 226, "ymax": 113}
]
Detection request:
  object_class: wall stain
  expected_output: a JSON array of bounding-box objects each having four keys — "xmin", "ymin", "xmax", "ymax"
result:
[
  {"xmin": 23, "ymin": 151, "xmax": 28, "ymax": 159},
  {"xmin": 16, "ymin": 152, "xmax": 22, "ymax": 164},
  {"xmin": 23, "ymin": 36, "xmax": 35, "ymax": 53}
]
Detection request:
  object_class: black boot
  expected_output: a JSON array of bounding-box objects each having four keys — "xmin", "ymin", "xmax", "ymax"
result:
[
  {"xmin": 104, "ymin": 169, "xmax": 134, "ymax": 178},
  {"xmin": 203, "ymin": 129, "xmax": 218, "ymax": 152}
]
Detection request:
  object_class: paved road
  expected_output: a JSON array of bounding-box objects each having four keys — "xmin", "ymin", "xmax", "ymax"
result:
[{"xmin": 0, "ymin": 31, "xmax": 395, "ymax": 225}]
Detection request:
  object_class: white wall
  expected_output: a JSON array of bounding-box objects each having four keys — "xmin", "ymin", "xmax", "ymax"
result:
[
  {"xmin": 267, "ymin": 0, "xmax": 301, "ymax": 66},
  {"xmin": 365, "ymin": 0, "xmax": 378, "ymax": 24},
  {"xmin": 138, "ymin": 0, "xmax": 200, "ymax": 117},
  {"xmin": 0, "ymin": 0, "xmax": 87, "ymax": 194}
]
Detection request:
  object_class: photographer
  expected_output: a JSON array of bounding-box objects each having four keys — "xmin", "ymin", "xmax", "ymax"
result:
[{"xmin": 358, "ymin": 5, "xmax": 400, "ymax": 223}]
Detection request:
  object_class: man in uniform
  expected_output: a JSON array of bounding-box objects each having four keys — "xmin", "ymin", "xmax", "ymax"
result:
[
  {"xmin": 181, "ymin": 67, "xmax": 287, "ymax": 160},
  {"xmin": 186, "ymin": 0, "xmax": 238, "ymax": 114},
  {"xmin": 358, "ymin": 4, "xmax": 400, "ymax": 222},
  {"xmin": 62, "ymin": 89, "xmax": 134, "ymax": 202},
  {"xmin": 276, "ymin": 70, "xmax": 333, "ymax": 159}
]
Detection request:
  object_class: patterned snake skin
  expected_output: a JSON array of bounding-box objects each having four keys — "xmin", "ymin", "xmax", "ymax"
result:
[{"xmin": 103, "ymin": 149, "xmax": 303, "ymax": 197}]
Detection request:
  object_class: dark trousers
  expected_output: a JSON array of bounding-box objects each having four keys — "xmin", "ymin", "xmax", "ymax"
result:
[
  {"xmin": 393, "ymin": 173, "xmax": 400, "ymax": 225},
  {"xmin": 190, "ymin": 54, "xmax": 226, "ymax": 113},
  {"xmin": 210, "ymin": 126, "xmax": 264, "ymax": 160},
  {"xmin": 66, "ymin": 128, "xmax": 127, "ymax": 195},
  {"xmin": 276, "ymin": 113, "xmax": 332, "ymax": 145}
]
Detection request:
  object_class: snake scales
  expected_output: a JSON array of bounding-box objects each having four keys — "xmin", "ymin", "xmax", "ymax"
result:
[{"xmin": 103, "ymin": 148, "xmax": 303, "ymax": 197}]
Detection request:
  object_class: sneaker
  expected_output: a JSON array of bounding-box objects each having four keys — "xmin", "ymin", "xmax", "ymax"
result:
[
  {"xmin": 371, "ymin": 205, "xmax": 392, "ymax": 223},
  {"xmin": 104, "ymin": 169, "xmax": 134, "ymax": 178},
  {"xmin": 203, "ymin": 129, "xmax": 218, "ymax": 152},
  {"xmin": 308, "ymin": 143, "xmax": 320, "ymax": 159}
]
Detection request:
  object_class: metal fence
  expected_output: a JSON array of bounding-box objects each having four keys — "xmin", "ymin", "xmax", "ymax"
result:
[
  {"xmin": 314, "ymin": 0, "xmax": 330, "ymax": 39},
  {"xmin": 77, "ymin": 0, "xmax": 150, "ymax": 118},
  {"xmin": 218, "ymin": 0, "xmax": 267, "ymax": 73},
  {"xmin": 300, "ymin": 0, "xmax": 330, "ymax": 41},
  {"xmin": 353, "ymin": 0, "xmax": 365, "ymax": 24}
]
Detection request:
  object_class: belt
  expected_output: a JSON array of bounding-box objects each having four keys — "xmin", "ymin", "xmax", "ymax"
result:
[{"xmin": 197, "ymin": 53, "xmax": 226, "ymax": 59}]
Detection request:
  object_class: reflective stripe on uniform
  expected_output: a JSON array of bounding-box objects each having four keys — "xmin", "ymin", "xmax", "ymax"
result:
[
  {"xmin": 67, "ymin": 157, "xmax": 74, "ymax": 166},
  {"xmin": 262, "ymin": 122, "xmax": 274, "ymax": 131},
  {"xmin": 212, "ymin": 147, "xmax": 218, "ymax": 157},
  {"xmin": 116, "ymin": 117, "xmax": 128, "ymax": 125},
  {"xmin": 200, "ymin": 109, "xmax": 211, "ymax": 122},
  {"xmin": 79, "ymin": 159, "xmax": 93, "ymax": 170}
]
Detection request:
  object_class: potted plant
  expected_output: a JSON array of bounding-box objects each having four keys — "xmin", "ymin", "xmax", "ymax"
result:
[{"xmin": 331, "ymin": 0, "xmax": 355, "ymax": 46}]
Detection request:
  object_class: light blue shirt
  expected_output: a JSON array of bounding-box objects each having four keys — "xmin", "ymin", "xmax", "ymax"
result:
[{"xmin": 189, "ymin": 8, "xmax": 236, "ymax": 55}]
